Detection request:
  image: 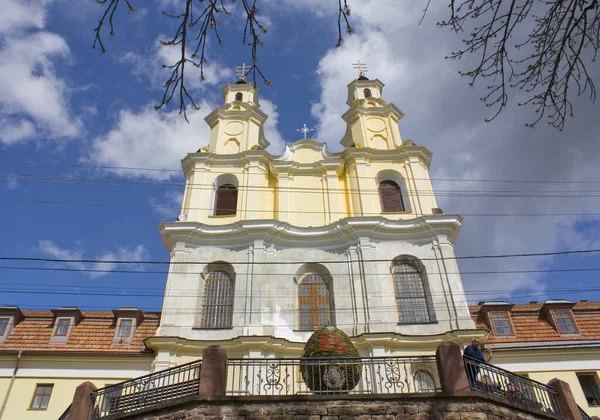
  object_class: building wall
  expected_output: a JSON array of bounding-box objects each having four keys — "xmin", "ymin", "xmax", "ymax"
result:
[{"xmin": 0, "ymin": 354, "xmax": 154, "ymax": 420}]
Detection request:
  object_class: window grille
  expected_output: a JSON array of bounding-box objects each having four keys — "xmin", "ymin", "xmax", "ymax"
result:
[
  {"xmin": 378, "ymin": 180, "xmax": 405, "ymax": 212},
  {"xmin": 392, "ymin": 263, "xmax": 430, "ymax": 324},
  {"xmin": 201, "ymin": 271, "xmax": 234, "ymax": 328},
  {"xmin": 298, "ymin": 273, "xmax": 332, "ymax": 331},
  {"xmin": 214, "ymin": 184, "xmax": 238, "ymax": 216}
]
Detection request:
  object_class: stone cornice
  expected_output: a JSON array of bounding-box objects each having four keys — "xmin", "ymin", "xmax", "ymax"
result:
[
  {"xmin": 158, "ymin": 215, "xmax": 463, "ymax": 251},
  {"xmin": 340, "ymin": 146, "xmax": 432, "ymax": 169},
  {"xmin": 145, "ymin": 328, "xmax": 485, "ymax": 355},
  {"xmin": 341, "ymin": 102, "xmax": 404, "ymax": 125},
  {"xmin": 204, "ymin": 106, "xmax": 268, "ymax": 128}
]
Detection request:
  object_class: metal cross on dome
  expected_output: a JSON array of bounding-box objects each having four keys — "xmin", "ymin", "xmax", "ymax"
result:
[
  {"xmin": 297, "ymin": 123, "xmax": 314, "ymax": 139},
  {"xmin": 235, "ymin": 62, "xmax": 250, "ymax": 80},
  {"xmin": 352, "ymin": 60, "xmax": 368, "ymax": 77}
]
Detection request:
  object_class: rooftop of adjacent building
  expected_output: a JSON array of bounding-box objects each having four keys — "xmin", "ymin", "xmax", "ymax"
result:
[
  {"xmin": 469, "ymin": 299, "xmax": 600, "ymax": 345},
  {"xmin": 0, "ymin": 307, "xmax": 159, "ymax": 353}
]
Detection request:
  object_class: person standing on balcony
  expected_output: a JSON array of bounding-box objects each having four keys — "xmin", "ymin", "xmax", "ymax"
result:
[{"xmin": 464, "ymin": 338, "xmax": 485, "ymax": 389}]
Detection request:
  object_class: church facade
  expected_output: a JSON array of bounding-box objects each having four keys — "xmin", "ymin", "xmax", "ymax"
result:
[{"xmin": 148, "ymin": 74, "xmax": 480, "ymax": 370}]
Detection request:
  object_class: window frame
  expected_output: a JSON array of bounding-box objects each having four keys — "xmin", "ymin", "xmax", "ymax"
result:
[
  {"xmin": 577, "ymin": 372, "xmax": 600, "ymax": 406},
  {"xmin": 53, "ymin": 318, "xmax": 71, "ymax": 337},
  {"xmin": 392, "ymin": 261, "xmax": 432, "ymax": 324},
  {"xmin": 200, "ymin": 270, "xmax": 235, "ymax": 329},
  {"xmin": 0, "ymin": 317, "xmax": 9, "ymax": 336},
  {"xmin": 297, "ymin": 272, "xmax": 333, "ymax": 331},
  {"xmin": 551, "ymin": 309, "xmax": 579, "ymax": 335},
  {"xmin": 235, "ymin": 92, "xmax": 243, "ymax": 101},
  {"xmin": 117, "ymin": 318, "xmax": 133, "ymax": 338},
  {"xmin": 488, "ymin": 311, "xmax": 516, "ymax": 337},
  {"xmin": 29, "ymin": 384, "xmax": 54, "ymax": 410}
]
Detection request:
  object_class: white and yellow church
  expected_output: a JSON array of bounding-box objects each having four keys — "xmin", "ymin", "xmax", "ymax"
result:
[{"xmin": 1, "ymin": 70, "xmax": 599, "ymax": 419}]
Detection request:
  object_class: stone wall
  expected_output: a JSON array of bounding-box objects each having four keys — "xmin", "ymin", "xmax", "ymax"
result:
[{"xmin": 125, "ymin": 393, "xmax": 559, "ymax": 420}]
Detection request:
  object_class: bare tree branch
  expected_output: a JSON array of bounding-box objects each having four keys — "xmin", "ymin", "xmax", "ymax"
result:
[{"xmin": 435, "ymin": 0, "xmax": 599, "ymax": 130}]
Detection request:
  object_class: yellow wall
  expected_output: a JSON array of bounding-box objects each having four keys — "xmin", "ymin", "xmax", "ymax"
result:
[
  {"xmin": 0, "ymin": 376, "xmax": 131, "ymax": 420},
  {"xmin": 526, "ymin": 370, "xmax": 600, "ymax": 417}
]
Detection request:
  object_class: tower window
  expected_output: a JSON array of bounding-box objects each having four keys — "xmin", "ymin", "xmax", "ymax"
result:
[
  {"xmin": 298, "ymin": 273, "xmax": 333, "ymax": 331},
  {"xmin": 235, "ymin": 92, "xmax": 243, "ymax": 101},
  {"xmin": 214, "ymin": 184, "xmax": 238, "ymax": 216},
  {"xmin": 392, "ymin": 262, "xmax": 431, "ymax": 324},
  {"xmin": 378, "ymin": 180, "xmax": 405, "ymax": 212},
  {"xmin": 363, "ymin": 88, "xmax": 372, "ymax": 98},
  {"xmin": 201, "ymin": 270, "xmax": 234, "ymax": 328}
]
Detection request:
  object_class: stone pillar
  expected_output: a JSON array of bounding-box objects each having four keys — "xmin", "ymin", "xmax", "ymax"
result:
[
  {"xmin": 198, "ymin": 345, "xmax": 228, "ymax": 397},
  {"xmin": 548, "ymin": 378, "xmax": 583, "ymax": 420},
  {"xmin": 435, "ymin": 341, "xmax": 470, "ymax": 393},
  {"xmin": 67, "ymin": 381, "xmax": 97, "ymax": 420}
]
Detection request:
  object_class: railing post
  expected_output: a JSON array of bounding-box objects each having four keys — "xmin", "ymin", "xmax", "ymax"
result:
[
  {"xmin": 198, "ymin": 345, "xmax": 228, "ymax": 397},
  {"xmin": 67, "ymin": 381, "xmax": 97, "ymax": 420},
  {"xmin": 548, "ymin": 378, "xmax": 583, "ymax": 420},
  {"xmin": 435, "ymin": 341, "xmax": 470, "ymax": 393}
]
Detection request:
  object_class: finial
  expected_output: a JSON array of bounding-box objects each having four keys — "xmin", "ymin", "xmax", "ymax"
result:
[
  {"xmin": 296, "ymin": 123, "xmax": 314, "ymax": 139},
  {"xmin": 352, "ymin": 60, "xmax": 368, "ymax": 78},
  {"xmin": 235, "ymin": 63, "xmax": 250, "ymax": 81}
]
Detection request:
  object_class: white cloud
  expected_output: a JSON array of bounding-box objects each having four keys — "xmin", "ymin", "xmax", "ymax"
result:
[
  {"xmin": 37, "ymin": 240, "xmax": 149, "ymax": 279},
  {"xmin": 90, "ymin": 103, "xmax": 214, "ymax": 180},
  {"xmin": 150, "ymin": 190, "xmax": 184, "ymax": 220},
  {"xmin": 120, "ymin": 36, "xmax": 233, "ymax": 91},
  {"xmin": 260, "ymin": 98, "xmax": 285, "ymax": 154},
  {"xmin": 299, "ymin": 1, "xmax": 600, "ymax": 301},
  {"xmin": 0, "ymin": 0, "xmax": 80, "ymax": 145}
]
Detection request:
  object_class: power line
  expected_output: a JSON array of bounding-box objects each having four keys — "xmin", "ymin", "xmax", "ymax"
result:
[
  {"xmin": 5, "ymin": 172, "xmax": 600, "ymax": 197},
  {"xmin": 3, "ymin": 197, "xmax": 600, "ymax": 217},
  {"xmin": 2, "ymin": 159, "xmax": 600, "ymax": 185},
  {"xmin": 2, "ymin": 248, "xmax": 599, "ymax": 266},
  {"xmin": 2, "ymin": 265, "xmax": 600, "ymax": 277}
]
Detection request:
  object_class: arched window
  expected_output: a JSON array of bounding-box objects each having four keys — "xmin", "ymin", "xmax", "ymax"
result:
[
  {"xmin": 363, "ymin": 88, "xmax": 372, "ymax": 98},
  {"xmin": 235, "ymin": 92, "xmax": 243, "ymax": 101},
  {"xmin": 414, "ymin": 371, "xmax": 435, "ymax": 392},
  {"xmin": 214, "ymin": 184, "xmax": 238, "ymax": 216},
  {"xmin": 378, "ymin": 180, "xmax": 405, "ymax": 212},
  {"xmin": 298, "ymin": 273, "xmax": 332, "ymax": 331},
  {"xmin": 201, "ymin": 270, "xmax": 234, "ymax": 328},
  {"xmin": 392, "ymin": 262, "xmax": 431, "ymax": 324}
]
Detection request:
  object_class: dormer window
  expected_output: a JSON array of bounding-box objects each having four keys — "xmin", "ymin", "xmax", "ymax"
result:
[
  {"xmin": 117, "ymin": 319, "xmax": 133, "ymax": 338},
  {"xmin": 552, "ymin": 310, "xmax": 578, "ymax": 334},
  {"xmin": 235, "ymin": 92, "xmax": 243, "ymax": 101},
  {"xmin": 50, "ymin": 307, "xmax": 82, "ymax": 343},
  {"xmin": 489, "ymin": 311, "xmax": 515, "ymax": 336},
  {"xmin": 54, "ymin": 318, "xmax": 71, "ymax": 337},
  {"xmin": 112, "ymin": 308, "xmax": 143, "ymax": 345},
  {"xmin": 0, "ymin": 318, "xmax": 9, "ymax": 336}
]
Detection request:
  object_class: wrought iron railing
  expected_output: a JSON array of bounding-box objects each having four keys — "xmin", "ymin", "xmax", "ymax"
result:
[
  {"xmin": 90, "ymin": 359, "xmax": 201, "ymax": 419},
  {"xmin": 226, "ymin": 356, "xmax": 439, "ymax": 396},
  {"xmin": 463, "ymin": 356, "xmax": 560, "ymax": 416},
  {"xmin": 579, "ymin": 404, "xmax": 593, "ymax": 420},
  {"xmin": 57, "ymin": 404, "xmax": 71, "ymax": 420}
]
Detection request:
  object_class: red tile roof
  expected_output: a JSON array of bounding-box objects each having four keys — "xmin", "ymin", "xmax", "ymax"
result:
[
  {"xmin": 469, "ymin": 301, "xmax": 600, "ymax": 344},
  {"xmin": 0, "ymin": 310, "xmax": 160, "ymax": 353}
]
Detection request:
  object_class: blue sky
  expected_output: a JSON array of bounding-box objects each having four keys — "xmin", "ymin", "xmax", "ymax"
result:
[{"xmin": 2, "ymin": 1, "xmax": 600, "ymax": 312}]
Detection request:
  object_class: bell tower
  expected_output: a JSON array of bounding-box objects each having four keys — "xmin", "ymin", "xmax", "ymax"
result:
[
  {"xmin": 340, "ymin": 61, "xmax": 404, "ymax": 150},
  {"xmin": 204, "ymin": 64, "xmax": 269, "ymax": 154}
]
